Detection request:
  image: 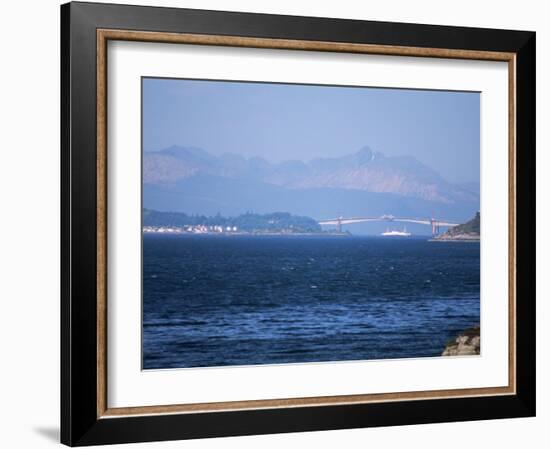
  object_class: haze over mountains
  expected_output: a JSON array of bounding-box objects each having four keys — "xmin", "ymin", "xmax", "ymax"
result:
[{"xmin": 143, "ymin": 145, "xmax": 479, "ymax": 231}]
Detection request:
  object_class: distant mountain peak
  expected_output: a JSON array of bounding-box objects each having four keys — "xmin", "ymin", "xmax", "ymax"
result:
[
  {"xmin": 161, "ymin": 145, "xmax": 214, "ymax": 162},
  {"xmin": 309, "ymin": 146, "xmax": 385, "ymax": 171},
  {"xmin": 348, "ymin": 146, "xmax": 385, "ymax": 166},
  {"xmin": 143, "ymin": 145, "xmax": 479, "ymax": 204},
  {"xmin": 355, "ymin": 145, "xmax": 383, "ymax": 162}
]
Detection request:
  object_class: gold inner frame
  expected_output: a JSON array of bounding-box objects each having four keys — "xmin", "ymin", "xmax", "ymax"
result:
[{"xmin": 96, "ymin": 29, "xmax": 517, "ymax": 419}]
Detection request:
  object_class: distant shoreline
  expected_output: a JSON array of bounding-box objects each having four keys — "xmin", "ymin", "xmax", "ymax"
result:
[
  {"xmin": 143, "ymin": 229, "xmax": 351, "ymax": 237},
  {"xmin": 142, "ymin": 231, "xmax": 445, "ymax": 238},
  {"xmin": 429, "ymin": 238, "xmax": 480, "ymax": 243}
]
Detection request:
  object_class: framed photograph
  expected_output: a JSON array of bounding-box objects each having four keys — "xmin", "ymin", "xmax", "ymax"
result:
[{"xmin": 61, "ymin": 2, "xmax": 536, "ymax": 446}]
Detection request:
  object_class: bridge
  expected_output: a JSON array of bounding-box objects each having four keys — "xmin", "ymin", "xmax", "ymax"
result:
[{"xmin": 318, "ymin": 214, "xmax": 460, "ymax": 236}]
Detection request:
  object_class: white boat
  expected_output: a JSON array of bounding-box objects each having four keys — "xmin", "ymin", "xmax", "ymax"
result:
[{"xmin": 381, "ymin": 227, "xmax": 411, "ymax": 237}]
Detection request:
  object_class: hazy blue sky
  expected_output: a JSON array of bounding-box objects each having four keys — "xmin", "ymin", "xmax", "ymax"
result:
[{"xmin": 143, "ymin": 78, "xmax": 480, "ymax": 184}]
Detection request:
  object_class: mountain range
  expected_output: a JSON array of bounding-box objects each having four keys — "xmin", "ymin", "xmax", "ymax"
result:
[{"xmin": 143, "ymin": 145, "xmax": 479, "ymax": 230}]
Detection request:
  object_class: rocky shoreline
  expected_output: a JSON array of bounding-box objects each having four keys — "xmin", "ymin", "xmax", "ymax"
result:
[
  {"xmin": 434, "ymin": 212, "xmax": 480, "ymax": 242},
  {"xmin": 442, "ymin": 326, "xmax": 480, "ymax": 356},
  {"xmin": 432, "ymin": 233, "xmax": 480, "ymax": 242}
]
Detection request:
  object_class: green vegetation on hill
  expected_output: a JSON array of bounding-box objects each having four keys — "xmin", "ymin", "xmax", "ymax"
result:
[
  {"xmin": 436, "ymin": 212, "xmax": 480, "ymax": 240},
  {"xmin": 143, "ymin": 209, "xmax": 322, "ymax": 233},
  {"xmin": 448, "ymin": 211, "xmax": 480, "ymax": 235}
]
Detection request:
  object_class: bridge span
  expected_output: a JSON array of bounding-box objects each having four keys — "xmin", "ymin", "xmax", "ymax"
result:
[{"xmin": 318, "ymin": 214, "xmax": 459, "ymax": 236}]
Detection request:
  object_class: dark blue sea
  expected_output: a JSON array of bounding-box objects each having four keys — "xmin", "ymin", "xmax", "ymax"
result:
[{"xmin": 142, "ymin": 235, "xmax": 480, "ymax": 369}]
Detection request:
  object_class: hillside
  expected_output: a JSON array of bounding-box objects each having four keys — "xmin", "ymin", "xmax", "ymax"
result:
[
  {"xmin": 143, "ymin": 209, "xmax": 322, "ymax": 233},
  {"xmin": 143, "ymin": 146, "xmax": 479, "ymax": 204},
  {"xmin": 435, "ymin": 212, "xmax": 480, "ymax": 241},
  {"xmin": 142, "ymin": 146, "xmax": 480, "ymax": 227}
]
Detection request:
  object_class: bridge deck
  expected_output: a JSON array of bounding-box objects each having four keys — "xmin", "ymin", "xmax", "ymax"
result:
[{"xmin": 318, "ymin": 216, "xmax": 459, "ymax": 227}]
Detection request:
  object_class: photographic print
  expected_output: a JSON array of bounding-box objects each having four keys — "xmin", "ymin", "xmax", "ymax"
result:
[
  {"xmin": 62, "ymin": 7, "xmax": 535, "ymax": 443},
  {"xmin": 142, "ymin": 78, "xmax": 481, "ymax": 370}
]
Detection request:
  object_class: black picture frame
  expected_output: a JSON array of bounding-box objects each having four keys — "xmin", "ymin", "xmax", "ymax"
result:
[{"xmin": 61, "ymin": 1, "xmax": 536, "ymax": 446}]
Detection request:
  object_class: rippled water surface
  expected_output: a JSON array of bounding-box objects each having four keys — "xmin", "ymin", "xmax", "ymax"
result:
[{"xmin": 143, "ymin": 235, "xmax": 480, "ymax": 369}]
